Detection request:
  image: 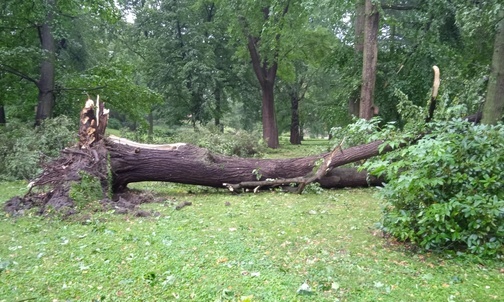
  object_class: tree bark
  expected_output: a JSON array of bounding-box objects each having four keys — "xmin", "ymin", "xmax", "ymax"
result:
[
  {"xmin": 359, "ymin": 0, "xmax": 379, "ymax": 120},
  {"xmin": 261, "ymin": 82, "xmax": 279, "ymax": 148},
  {"xmin": 247, "ymin": 34, "xmax": 280, "ymax": 148},
  {"xmin": 214, "ymin": 84, "xmax": 222, "ymax": 129},
  {"xmin": 354, "ymin": 0, "xmax": 365, "ymax": 54},
  {"xmin": 35, "ymin": 2, "xmax": 56, "ymax": 126},
  {"xmin": 348, "ymin": 0, "xmax": 366, "ymax": 117},
  {"xmin": 482, "ymin": 11, "xmax": 504, "ymax": 125},
  {"xmin": 106, "ymin": 135, "xmax": 388, "ymax": 192},
  {"xmin": 148, "ymin": 108, "xmax": 154, "ymax": 141}
]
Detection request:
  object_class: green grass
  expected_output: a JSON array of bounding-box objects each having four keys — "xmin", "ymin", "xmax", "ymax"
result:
[
  {"xmin": 0, "ymin": 142, "xmax": 503, "ymax": 302},
  {"xmin": 265, "ymin": 137, "xmax": 330, "ymax": 159}
]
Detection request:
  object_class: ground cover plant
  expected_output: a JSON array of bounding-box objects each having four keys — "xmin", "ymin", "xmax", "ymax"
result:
[{"xmin": 1, "ymin": 142, "xmax": 503, "ymax": 302}]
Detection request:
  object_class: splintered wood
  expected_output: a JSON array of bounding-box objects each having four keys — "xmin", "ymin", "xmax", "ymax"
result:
[{"xmin": 78, "ymin": 96, "xmax": 109, "ymax": 148}]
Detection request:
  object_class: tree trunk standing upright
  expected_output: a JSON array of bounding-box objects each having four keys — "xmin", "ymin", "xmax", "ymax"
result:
[
  {"xmin": 214, "ymin": 84, "xmax": 224, "ymax": 131},
  {"xmin": 482, "ymin": 11, "xmax": 504, "ymax": 125},
  {"xmin": 243, "ymin": 3, "xmax": 291, "ymax": 149},
  {"xmin": 147, "ymin": 108, "xmax": 154, "ymax": 141},
  {"xmin": 290, "ymin": 92, "xmax": 301, "ymax": 145},
  {"xmin": 35, "ymin": 5, "xmax": 56, "ymax": 126},
  {"xmin": 261, "ymin": 80, "xmax": 279, "ymax": 148},
  {"xmin": 0, "ymin": 105, "xmax": 5, "ymax": 125},
  {"xmin": 359, "ymin": 0, "xmax": 379, "ymax": 120},
  {"xmin": 247, "ymin": 34, "xmax": 280, "ymax": 149},
  {"xmin": 288, "ymin": 78, "xmax": 307, "ymax": 145},
  {"xmin": 354, "ymin": 0, "xmax": 365, "ymax": 54},
  {"xmin": 349, "ymin": 0, "xmax": 366, "ymax": 117}
]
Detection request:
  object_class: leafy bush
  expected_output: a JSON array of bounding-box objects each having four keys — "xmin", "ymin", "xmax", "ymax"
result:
[
  {"xmin": 364, "ymin": 120, "xmax": 504, "ymax": 256},
  {"xmin": 0, "ymin": 116, "xmax": 76, "ymax": 180}
]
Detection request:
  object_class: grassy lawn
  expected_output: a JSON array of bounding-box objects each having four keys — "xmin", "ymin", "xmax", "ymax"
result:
[{"xmin": 0, "ymin": 141, "xmax": 502, "ymax": 301}]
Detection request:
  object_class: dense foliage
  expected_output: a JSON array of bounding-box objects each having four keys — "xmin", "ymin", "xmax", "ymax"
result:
[
  {"xmin": 365, "ymin": 120, "xmax": 504, "ymax": 256},
  {"xmin": 0, "ymin": 117, "xmax": 75, "ymax": 180}
]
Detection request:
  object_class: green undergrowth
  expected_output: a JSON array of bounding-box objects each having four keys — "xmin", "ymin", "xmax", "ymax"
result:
[{"xmin": 1, "ymin": 182, "xmax": 503, "ymax": 301}]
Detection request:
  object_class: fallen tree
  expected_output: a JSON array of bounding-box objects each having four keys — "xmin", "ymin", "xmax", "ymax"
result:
[
  {"xmin": 106, "ymin": 135, "xmax": 384, "ymax": 193},
  {"xmin": 5, "ymin": 66, "xmax": 447, "ymax": 215},
  {"xmin": 4, "ymin": 101, "xmax": 386, "ymax": 215}
]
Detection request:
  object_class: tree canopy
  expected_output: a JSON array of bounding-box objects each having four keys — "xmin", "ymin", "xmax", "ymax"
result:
[{"xmin": 1, "ymin": 0, "xmax": 502, "ymax": 131}]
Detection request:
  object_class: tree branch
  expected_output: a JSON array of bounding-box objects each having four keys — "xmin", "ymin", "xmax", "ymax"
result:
[
  {"xmin": 0, "ymin": 63, "xmax": 39, "ymax": 85},
  {"xmin": 247, "ymin": 35, "xmax": 266, "ymax": 86},
  {"xmin": 224, "ymin": 138, "xmax": 346, "ymax": 194},
  {"xmin": 58, "ymin": 86, "xmax": 107, "ymax": 92},
  {"xmin": 381, "ymin": 4, "xmax": 418, "ymax": 11}
]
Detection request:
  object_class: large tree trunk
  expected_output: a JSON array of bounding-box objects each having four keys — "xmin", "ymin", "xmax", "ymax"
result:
[
  {"xmin": 106, "ymin": 135, "xmax": 385, "ymax": 192},
  {"xmin": 35, "ymin": 4, "xmax": 56, "ymax": 126},
  {"xmin": 244, "ymin": 3, "xmax": 291, "ymax": 149},
  {"xmin": 4, "ymin": 66, "xmax": 443, "ymax": 215},
  {"xmin": 348, "ymin": 0, "xmax": 366, "ymax": 117},
  {"xmin": 5, "ymin": 95, "xmax": 386, "ymax": 215},
  {"xmin": 261, "ymin": 82, "xmax": 280, "ymax": 148},
  {"xmin": 359, "ymin": 0, "xmax": 379, "ymax": 120},
  {"xmin": 354, "ymin": 0, "xmax": 365, "ymax": 54},
  {"xmin": 247, "ymin": 34, "xmax": 280, "ymax": 149},
  {"xmin": 482, "ymin": 10, "xmax": 504, "ymax": 125}
]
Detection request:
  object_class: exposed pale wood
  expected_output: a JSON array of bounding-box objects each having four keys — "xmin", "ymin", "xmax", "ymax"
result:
[{"xmin": 109, "ymin": 135, "xmax": 186, "ymax": 150}]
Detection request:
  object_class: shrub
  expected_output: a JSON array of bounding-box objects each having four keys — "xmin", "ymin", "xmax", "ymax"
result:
[
  {"xmin": 0, "ymin": 116, "xmax": 76, "ymax": 180},
  {"xmin": 365, "ymin": 120, "xmax": 504, "ymax": 257}
]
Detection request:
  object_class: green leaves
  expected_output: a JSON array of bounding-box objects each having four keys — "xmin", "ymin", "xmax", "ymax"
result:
[
  {"xmin": 60, "ymin": 61, "xmax": 162, "ymax": 122},
  {"xmin": 367, "ymin": 120, "xmax": 504, "ymax": 257},
  {"xmin": 0, "ymin": 116, "xmax": 76, "ymax": 180}
]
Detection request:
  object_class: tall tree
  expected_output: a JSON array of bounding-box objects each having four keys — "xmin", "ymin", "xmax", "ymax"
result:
[
  {"xmin": 482, "ymin": 10, "xmax": 504, "ymax": 124},
  {"xmin": 243, "ymin": 2, "xmax": 292, "ymax": 148},
  {"xmin": 224, "ymin": 0, "xmax": 309, "ymax": 148},
  {"xmin": 349, "ymin": 0, "xmax": 365, "ymax": 117},
  {"xmin": 359, "ymin": 0, "xmax": 379, "ymax": 120},
  {"xmin": 0, "ymin": 0, "xmax": 119, "ymax": 125},
  {"xmin": 35, "ymin": 0, "xmax": 56, "ymax": 125}
]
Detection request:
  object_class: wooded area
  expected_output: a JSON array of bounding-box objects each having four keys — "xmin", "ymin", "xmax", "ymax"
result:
[
  {"xmin": 8, "ymin": 61, "xmax": 441, "ymax": 213},
  {"xmin": 1, "ymin": 0, "xmax": 502, "ymax": 135},
  {"xmin": 1, "ymin": 0, "xmax": 503, "ymax": 260},
  {"xmin": 0, "ymin": 0, "xmax": 502, "ymax": 205}
]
